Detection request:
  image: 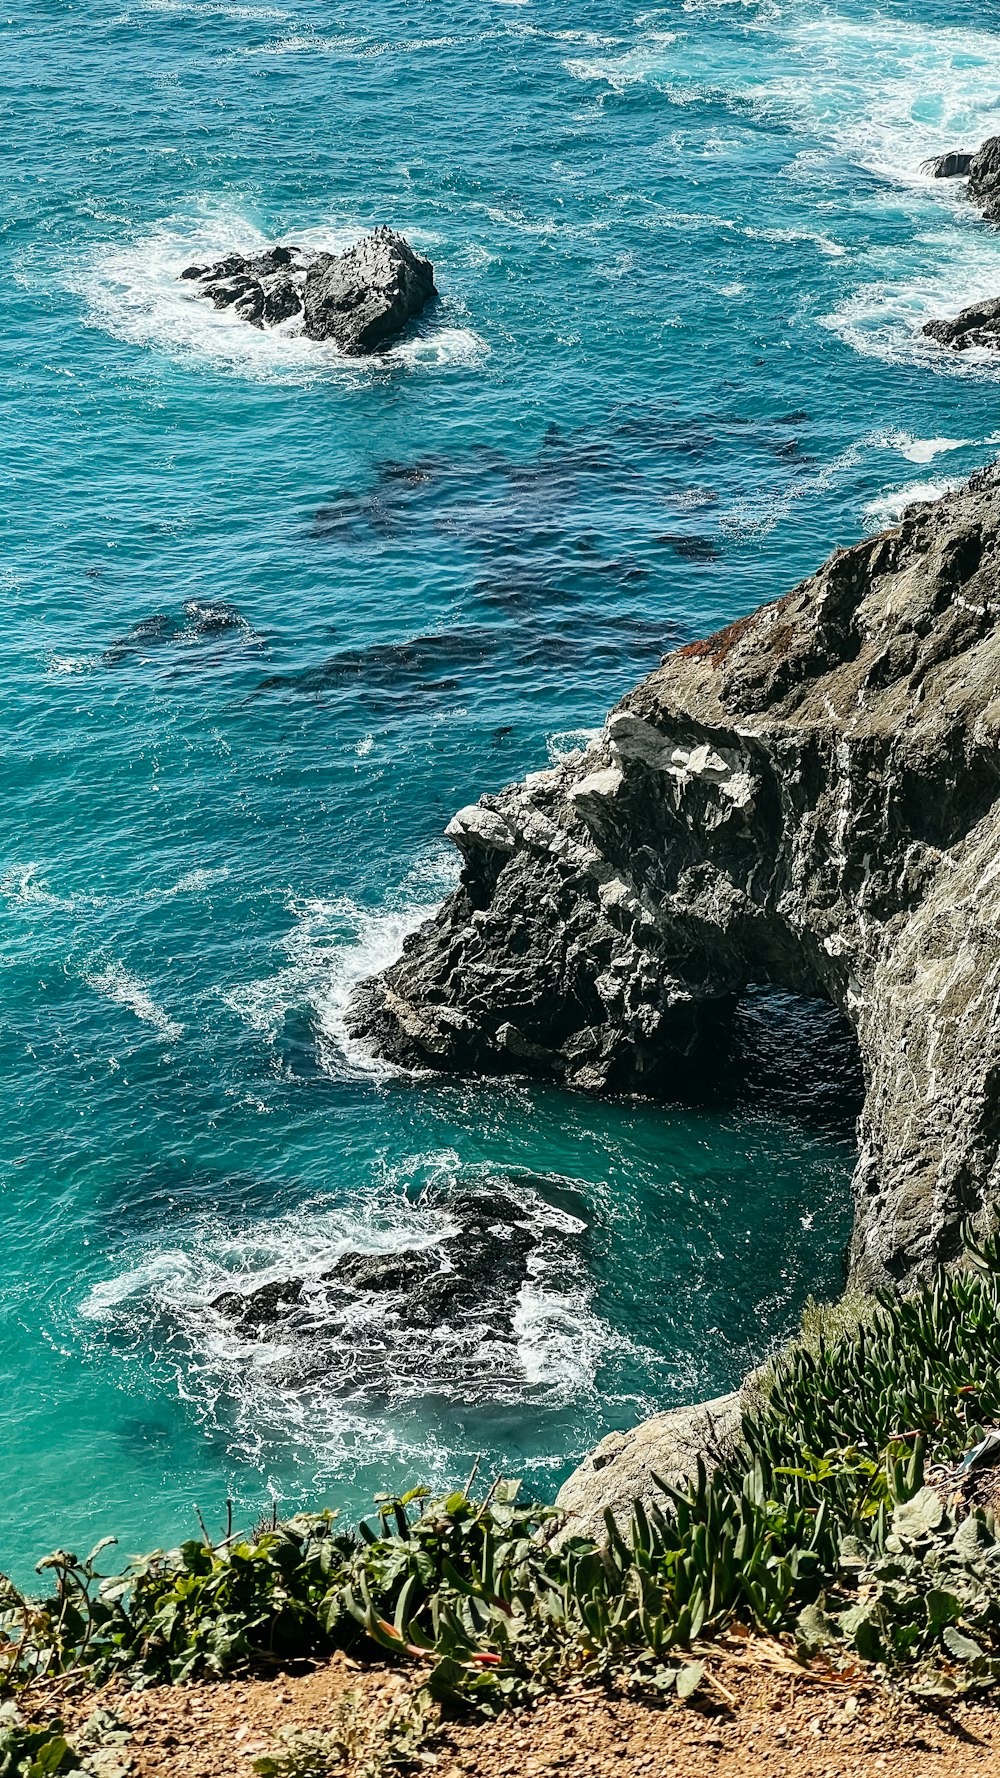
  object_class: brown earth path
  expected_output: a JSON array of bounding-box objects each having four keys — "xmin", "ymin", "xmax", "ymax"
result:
[{"xmin": 58, "ymin": 1641, "xmax": 1000, "ymax": 1778}]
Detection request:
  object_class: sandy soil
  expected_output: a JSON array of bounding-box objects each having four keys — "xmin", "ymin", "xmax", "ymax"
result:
[{"xmin": 53, "ymin": 1637, "xmax": 1000, "ymax": 1778}]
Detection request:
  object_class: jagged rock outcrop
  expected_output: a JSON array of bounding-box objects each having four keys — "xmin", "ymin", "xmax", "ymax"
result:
[
  {"xmin": 180, "ymin": 245, "xmax": 307, "ymax": 329},
  {"xmin": 920, "ymin": 138, "xmax": 1000, "ymax": 349},
  {"xmin": 923, "ymin": 297, "xmax": 1000, "ymax": 353},
  {"xmin": 921, "ymin": 134, "xmax": 1000, "ymax": 223},
  {"xmin": 210, "ymin": 1191, "xmax": 536, "ymax": 1337},
  {"xmin": 206, "ymin": 1184, "xmax": 585, "ymax": 1399},
  {"xmin": 180, "ymin": 229, "xmax": 435, "ymax": 353},
  {"xmin": 302, "ymin": 227, "xmax": 436, "ymax": 355},
  {"xmin": 969, "ymin": 137, "xmax": 1000, "ymax": 224},
  {"xmin": 349, "ymin": 467, "xmax": 1000, "ymax": 1294}
]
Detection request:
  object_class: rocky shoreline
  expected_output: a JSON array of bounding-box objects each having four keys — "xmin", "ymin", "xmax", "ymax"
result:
[
  {"xmin": 350, "ymin": 465, "xmax": 1000, "ymax": 1298},
  {"xmin": 923, "ymin": 135, "xmax": 1000, "ymax": 349}
]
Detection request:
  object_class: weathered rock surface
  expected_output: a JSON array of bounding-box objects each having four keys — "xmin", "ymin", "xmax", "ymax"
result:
[
  {"xmin": 207, "ymin": 1184, "xmax": 585, "ymax": 1400},
  {"xmin": 968, "ymin": 137, "xmax": 1000, "ymax": 224},
  {"xmin": 349, "ymin": 465, "xmax": 1000, "ymax": 1295},
  {"xmin": 921, "ymin": 150, "xmax": 975, "ymax": 179},
  {"xmin": 180, "ymin": 229, "xmax": 435, "ymax": 354},
  {"xmin": 923, "ymin": 296, "xmax": 1000, "ymax": 353},
  {"xmin": 211, "ymin": 1192, "xmax": 536, "ymax": 1336},
  {"xmin": 555, "ymin": 1393, "xmax": 742, "ymax": 1538},
  {"xmin": 302, "ymin": 227, "xmax": 436, "ymax": 355},
  {"xmin": 180, "ymin": 245, "xmax": 307, "ymax": 330},
  {"xmin": 919, "ymin": 134, "xmax": 1000, "ymax": 223}
]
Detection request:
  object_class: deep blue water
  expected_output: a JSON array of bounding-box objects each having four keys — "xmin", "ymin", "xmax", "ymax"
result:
[{"xmin": 2, "ymin": 0, "xmax": 999, "ymax": 1586}]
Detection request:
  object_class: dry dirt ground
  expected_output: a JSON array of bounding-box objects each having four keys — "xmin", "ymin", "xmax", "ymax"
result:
[{"xmin": 55, "ymin": 1638, "xmax": 1000, "ymax": 1778}]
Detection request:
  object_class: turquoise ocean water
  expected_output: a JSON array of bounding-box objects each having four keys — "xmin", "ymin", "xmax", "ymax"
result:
[{"xmin": 3, "ymin": 0, "xmax": 1000, "ymax": 1586}]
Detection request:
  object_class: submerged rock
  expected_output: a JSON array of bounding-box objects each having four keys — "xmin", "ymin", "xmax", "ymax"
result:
[
  {"xmin": 923, "ymin": 297, "xmax": 1000, "ymax": 353},
  {"xmin": 208, "ymin": 1188, "xmax": 579, "ymax": 1396},
  {"xmin": 100, "ymin": 601, "xmax": 253, "ymax": 667},
  {"xmin": 302, "ymin": 227, "xmax": 436, "ymax": 355},
  {"xmin": 349, "ymin": 464, "xmax": 1000, "ymax": 1295},
  {"xmin": 179, "ymin": 229, "xmax": 436, "ymax": 354}
]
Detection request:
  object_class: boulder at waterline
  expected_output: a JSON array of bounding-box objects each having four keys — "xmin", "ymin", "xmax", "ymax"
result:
[
  {"xmin": 302, "ymin": 227, "xmax": 436, "ymax": 355},
  {"xmin": 205, "ymin": 1186, "xmax": 586, "ymax": 1400},
  {"xmin": 968, "ymin": 136, "xmax": 1000, "ymax": 223},
  {"xmin": 555, "ymin": 1393, "xmax": 742, "ymax": 1539},
  {"xmin": 919, "ymin": 134, "xmax": 1000, "ymax": 223},
  {"xmin": 179, "ymin": 245, "xmax": 307, "ymax": 330},
  {"xmin": 920, "ymin": 151, "xmax": 974, "ymax": 178},
  {"xmin": 923, "ymin": 296, "xmax": 1000, "ymax": 352}
]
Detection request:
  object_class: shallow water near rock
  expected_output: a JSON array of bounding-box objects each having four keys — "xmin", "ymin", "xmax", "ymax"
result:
[{"xmin": 2, "ymin": 0, "xmax": 999, "ymax": 1587}]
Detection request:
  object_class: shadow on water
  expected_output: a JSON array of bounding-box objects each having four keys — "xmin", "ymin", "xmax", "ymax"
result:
[{"xmin": 701, "ymin": 987, "xmax": 865, "ymax": 1139}]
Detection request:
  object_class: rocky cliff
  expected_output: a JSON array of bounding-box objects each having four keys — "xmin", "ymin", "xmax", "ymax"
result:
[{"xmin": 349, "ymin": 467, "xmax": 1000, "ymax": 1294}]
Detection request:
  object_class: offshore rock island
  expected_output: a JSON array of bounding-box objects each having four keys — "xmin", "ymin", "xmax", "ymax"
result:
[
  {"xmin": 180, "ymin": 227, "xmax": 436, "ymax": 354},
  {"xmin": 350, "ymin": 467, "xmax": 1000, "ymax": 1297}
]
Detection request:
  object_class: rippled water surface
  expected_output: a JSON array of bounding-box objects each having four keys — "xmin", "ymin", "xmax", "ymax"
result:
[{"xmin": 3, "ymin": 0, "xmax": 998, "ymax": 1583}]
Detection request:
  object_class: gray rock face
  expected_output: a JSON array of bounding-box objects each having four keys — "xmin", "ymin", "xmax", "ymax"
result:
[
  {"xmin": 555, "ymin": 1393, "xmax": 742, "ymax": 1539},
  {"xmin": 211, "ymin": 1192, "xmax": 537, "ymax": 1338},
  {"xmin": 917, "ymin": 134, "xmax": 1000, "ymax": 222},
  {"xmin": 918, "ymin": 133, "xmax": 989, "ymax": 215},
  {"xmin": 205, "ymin": 1183, "xmax": 587, "ymax": 1401},
  {"xmin": 349, "ymin": 466, "xmax": 1000, "ymax": 1294},
  {"xmin": 923, "ymin": 297, "xmax": 1000, "ymax": 353},
  {"xmin": 968, "ymin": 136, "xmax": 1000, "ymax": 223},
  {"xmin": 921, "ymin": 151, "xmax": 975, "ymax": 179},
  {"xmin": 180, "ymin": 245, "xmax": 307, "ymax": 330},
  {"xmin": 915, "ymin": 137, "xmax": 1000, "ymax": 349},
  {"xmin": 179, "ymin": 229, "xmax": 436, "ymax": 354},
  {"xmin": 302, "ymin": 228, "xmax": 436, "ymax": 355}
]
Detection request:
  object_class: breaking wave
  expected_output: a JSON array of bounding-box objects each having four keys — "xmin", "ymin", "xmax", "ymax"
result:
[
  {"xmin": 221, "ymin": 848, "xmax": 459, "ymax": 1077},
  {"xmin": 78, "ymin": 1162, "xmax": 616, "ymax": 1489}
]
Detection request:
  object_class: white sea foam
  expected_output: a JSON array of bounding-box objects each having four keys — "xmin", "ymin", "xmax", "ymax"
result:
[
  {"xmin": 79, "ymin": 1164, "xmax": 610, "ymax": 1486},
  {"xmin": 82, "ymin": 1178, "xmax": 455, "ymax": 1323},
  {"xmin": 863, "ymin": 477, "xmax": 965, "ymax": 529},
  {"xmin": 720, "ymin": 438, "xmax": 867, "ymax": 540},
  {"xmin": 566, "ymin": 3, "xmax": 1000, "ymax": 378},
  {"xmin": 84, "ymin": 961, "xmax": 184, "ymax": 1042},
  {"xmin": 823, "ymin": 234, "xmax": 1000, "ymax": 377},
  {"xmin": 546, "ymin": 726, "xmax": 602, "ymax": 765},
  {"xmin": 884, "ymin": 432, "xmax": 969, "ymax": 465},
  {"xmin": 568, "ymin": 8, "xmax": 1000, "ymax": 184},
  {"xmin": 72, "ymin": 214, "xmax": 487, "ymax": 384},
  {"xmin": 0, "ymin": 864, "xmax": 106, "ymax": 913},
  {"xmin": 221, "ymin": 848, "xmax": 459, "ymax": 1076},
  {"xmin": 144, "ymin": 866, "xmax": 231, "ymax": 900},
  {"xmin": 115, "ymin": 0, "xmax": 288, "ymax": 18},
  {"xmin": 47, "ymin": 653, "xmax": 100, "ymax": 676},
  {"xmin": 245, "ymin": 32, "xmax": 390, "ymax": 58}
]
